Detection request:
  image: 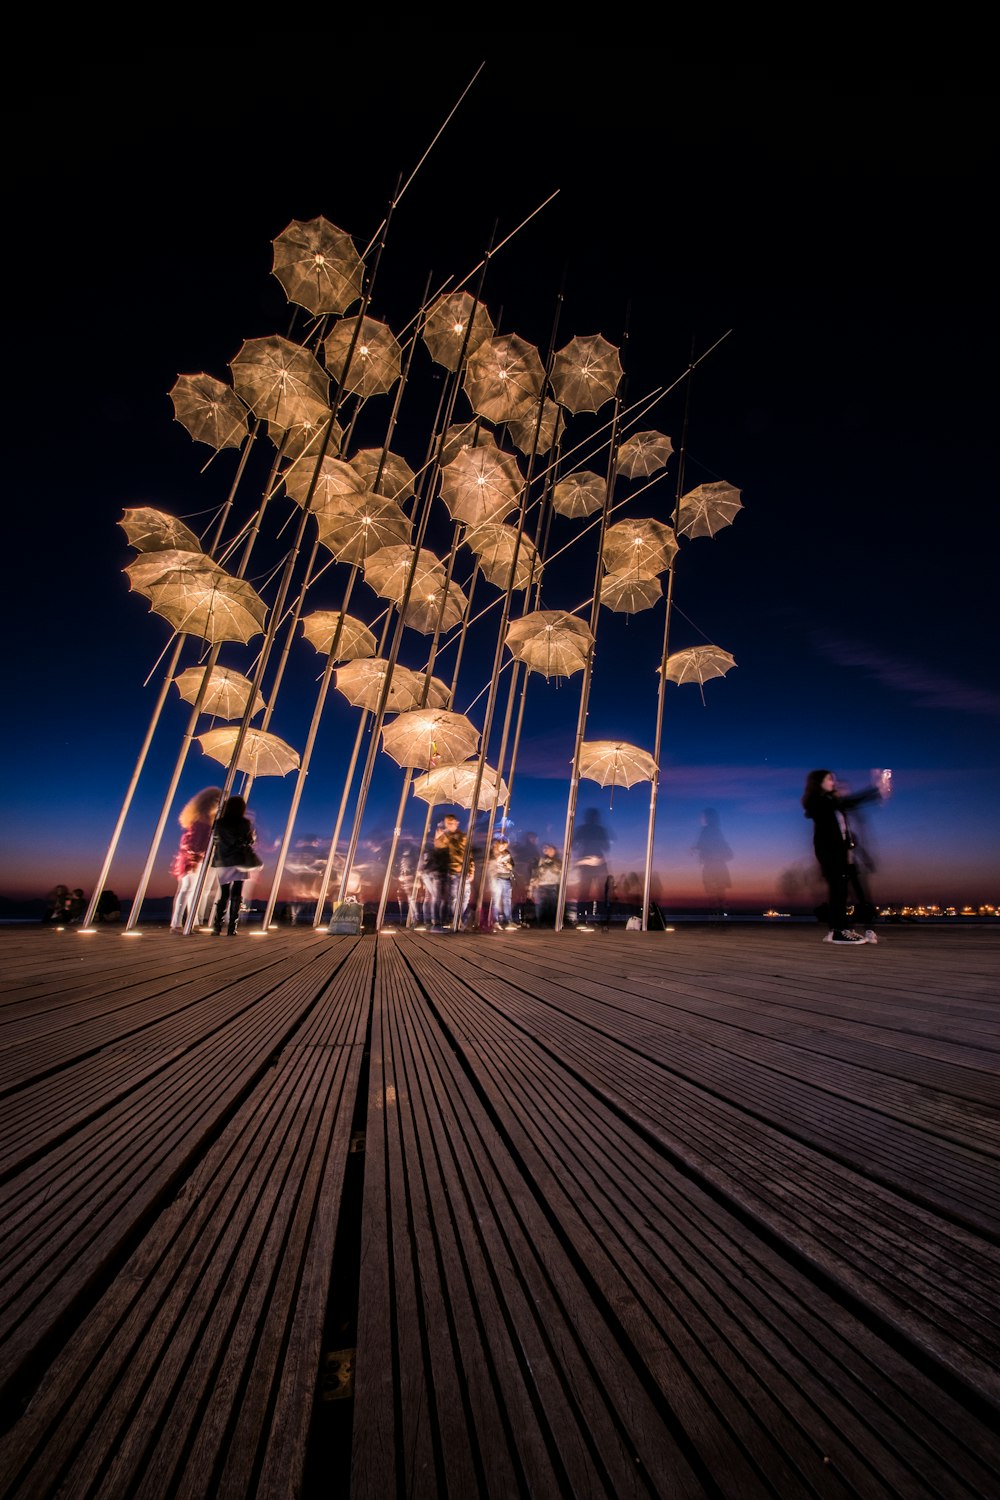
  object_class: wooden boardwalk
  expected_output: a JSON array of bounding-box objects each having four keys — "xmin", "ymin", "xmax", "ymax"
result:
[{"xmin": 0, "ymin": 923, "xmax": 997, "ymax": 1498}]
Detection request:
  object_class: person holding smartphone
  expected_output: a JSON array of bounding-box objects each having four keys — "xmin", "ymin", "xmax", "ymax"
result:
[{"xmin": 801, "ymin": 769, "xmax": 890, "ymax": 944}]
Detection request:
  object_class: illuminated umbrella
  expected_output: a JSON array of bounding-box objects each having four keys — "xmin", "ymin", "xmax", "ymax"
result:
[
  {"xmin": 439, "ymin": 445, "xmax": 522, "ymax": 527},
  {"xmin": 676, "ymin": 481, "xmax": 743, "ymax": 539},
  {"xmin": 603, "ymin": 518, "xmax": 677, "ymax": 577},
  {"xmin": 439, "ymin": 420, "xmax": 496, "ymax": 467},
  {"xmin": 125, "ymin": 550, "xmax": 267, "ymax": 645},
  {"xmin": 174, "ymin": 665, "xmax": 266, "ymax": 720},
  {"xmin": 601, "ymin": 571, "xmax": 662, "ymax": 613},
  {"xmin": 120, "ymin": 507, "xmax": 200, "ymax": 554},
  {"xmin": 364, "ymin": 544, "xmax": 446, "ymax": 603},
  {"xmin": 324, "ymin": 315, "xmax": 402, "ymax": 399},
  {"xmin": 301, "ymin": 611, "xmax": 376, "ymax": 661},
  {"xmin": 198, "ymin": 726, "xmax": 300, "ymax": 777},
  {"xmin": 413, "ymin": 761, "xmax": 509, "ymax": 811},
  {"xmin": 170, "ymin": 373, "xmax": 249, "ymax": 451},
  {"xmin": 283, "ymin": 454, "xmax": 366, "ymax": 513},
  {"xmin": 506, "ymin": 397, "xmax": 564, "ymax": 456},
  {"xmin": 662, "ymin": 645, "xmax": 737, "ymax": 687},
  {"xmin": 550, "ymin": 334, "xmax": 623, "ymax": 414},
  {"xmin": 463, "ymin": 334, "xmax": 545, "ymax": 424},
  {"xmin": 505, "ymin": 610, "xmax": 593, "ymax": 680},
  {"xmin": 422, "ymin": 292, "xmax": 494, "ymax": 371},
  {"xmin": 551, "ymin": 470, "xmax": 606, "ymax": 519},
  {"xmin": 348, "ymin": 448, "xmax": 416, "ymax": 503},
  {"xmin": 617, "ymin": 430, "xmax": 674, "ymax": 479},
  {"xmin": 271, "ymin": 217, "xmax": 364, "ymax": 316},
  {"xmin": 381, "ymin": 708, "xmax": 480, "ymax": 770},
  {"xmin": 316, "ymin": 497, "xmax": 412, "ymax": 563},
  {"xmin": 402, "ymin": 580, "xmax": 468, "ymax": 634},
  {"xmin": 335, "ymin": 658, "xmax": 425, "ymax": 713},
  {"xmin": 465, "ymin": 523, "xmax": 540, "ymax": 591},
  {"xmin": 579, "ymin": 740, "xmax": 658, "ymax": 788},
  {"xmin": 270, "ymin": 409, "xmax": 343, "ymax": 462},
  {"xmin": 230, "ymin": 335, "xmax": 330, "ymax": 429}
]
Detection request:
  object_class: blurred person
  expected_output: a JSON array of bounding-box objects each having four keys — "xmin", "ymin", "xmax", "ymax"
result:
[
  {"xmin": 434, "ymin": 813, "xmax": 466, "ymax": 929},
  {"xmin": 691, "ymin": 808, "xmax": 733, "ymax": 915},
  {"xmin": 66, "ymin": 889, "xmax": 87, "ymax": 923},
  {"xmin": 802, "ymin": 769, "xmax": 889, "ymax": 945},
  {"xmin": 43, "ymin": 884, "xmax": 70, "ymax": 923},
  {"xmin": 531, "ymin": 842, "xmax": 562, "ymax": 928},
  {"xmin": 211, "ymin": 795, "xmax": 261, "ymax": 936},
  {"xmin": 488, "ymin": 836, "xmax": 516, "ymax": 931},
  {"xmin": 169, "ymin": 787, "xmax": 222, "ymax": 932},
  {"xmin": 573, "ymin": 807, "xmax": 612, "ymax": 922},
  {"xmin": 96, "ymin": 889, "xmax": 121, "ymax": 923}
]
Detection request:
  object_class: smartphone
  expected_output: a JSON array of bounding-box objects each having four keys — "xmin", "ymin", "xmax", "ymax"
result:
[{"xmin": 872, "ymin": 768, "xmax": 892, "ymax": 796}]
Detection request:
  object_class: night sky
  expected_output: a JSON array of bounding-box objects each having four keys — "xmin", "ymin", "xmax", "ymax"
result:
[{"xmin": 6, "ymin": 40, "xmax": 998, "ymax": 913}]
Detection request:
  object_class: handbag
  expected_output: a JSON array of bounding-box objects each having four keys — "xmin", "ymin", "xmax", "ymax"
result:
[{"xmin": 239, "ymin": 846, "xmax": 263, "ymax": 871}]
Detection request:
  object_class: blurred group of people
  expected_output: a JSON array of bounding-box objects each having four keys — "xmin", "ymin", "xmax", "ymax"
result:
[
  {"xmin": 400, "ymin": 819, "xmax": 568, "ymax": 932},
  {"xmin": 169, "ymin": 786, "xmax": 261, "ymax": 936}
]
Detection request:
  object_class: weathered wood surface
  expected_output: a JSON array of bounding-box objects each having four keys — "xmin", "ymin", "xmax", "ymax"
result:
[{"xmin": 0, "ymin": 923, "xmax": 997, "ymax": 1498}]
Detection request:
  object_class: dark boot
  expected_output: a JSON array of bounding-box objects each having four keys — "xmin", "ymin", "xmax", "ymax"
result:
[{"xmin": 213, "ymin": 886, "xmax": 228, "ymax": 936}]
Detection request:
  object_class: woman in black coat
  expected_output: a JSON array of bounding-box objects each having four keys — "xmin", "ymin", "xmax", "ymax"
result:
[
  {"xmin": 211, "ymin": 795, "xmax": 260, "ymax": 935},
  {"xmin": 802, "ymin": 770, "xmax": 886, "ymax": 944}
]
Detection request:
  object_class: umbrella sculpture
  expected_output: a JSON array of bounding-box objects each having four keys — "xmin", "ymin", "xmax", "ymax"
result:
[
  {"xmin": 324, "ymin": 315, "xmax": 402, "ymax": 399},
  {"xmin": 301, "ymin": 611, "xmax": 376, "ymax": 662},
  {"xmin": 230, "ymin": 335, "xmax": 330, "ymax": 430},
  {"xmin": 119, "ymin": 507, "xmax": 200, "ymax": 554},
  {"xmin": 551, "ymin": 470, "xmax": 606, "ymax": 519},
  {"xmin": 578, "ymin": 740, "xmax": 658, "ymax": 801},
  {"xmin": 602, "ymin": 518, "xmax": 678, "ymax": 578},
  {"xmin": 662, "ymin": 644, "xmax": 737, "ymax": 687},
  {"xmin": 170, "ymin": 373, "xmax": 249, "ymax": 451},
  {"xmin": 675, "ymin": 481, "xmax": 744, "ymax": 539},
  {"xmin": 283, "ymin": 454, "xmax": 366, "ymax": 514},
  {"xmin": 439, "ymin": 445, "xmax": 522, "ymax": 527},
  {"xmin": 465, "ymin": 523, "xmax": 540, "ymax": 592},
  {"xmin": 381, "ymin": 709, "xmax": 480, "ymax": 771},
  {"xmin": 439, "ymin": 420, "xmax": 497, "ymax": 467},
  {"xmin": 506, "ymin": 397, "xmax": 564, "ymax": 456},
  {"xmin": 125, "ymin": 550, "xmax": 267, "ymax": 645},
  {"xmin": 549, "ymin": 333, "xmax": 623, "ymax": 414},
  {"xmin": 402, "ymin": 580, "xmax": 468, "ymax": 635},
  {"xmin": 463, "ymin": 333, "xmax": 546, "ymax": 425},
  {"xmin": 198, "ymin": 726, "xmax": 300, "ymax": 777},
  {"xmin": 617, "ymin": 429, "xmax": 674, "ymax": 479},
  {"xmin": 364, "ymin": 544, "xmax": 446, "ymax": 603},
  {"xmin": 335, "ymin": 658, "xmax": 426, "ymax": 714},
  {"xmin": 413, "ymin": 761, "xmax": 510, "ymax": 812},
  {"xmin": 601, "ymin": 571, "xmax": 663, "ymax": 613},
  {"xmin": 269, "ymin": 409, "xmax": 343, "ymax": 462},
  {"xmin": 348, "ymin": 448, "xmax": 416, "ymax": 503},
  {"xmin": 505, "ymin": 610, "xmax": 593, "ymax": 680},
  {"xmin": 270, "ymin": 217, "xmax": 364, "ymax": 316},
  {"xmin": 422, "ymin": 291, "xmax": 495, "ymax": 371},
  {"xmin": 316, "ymin": 498, "xmax": 412, "ymax": 564},
  {"xmin": 173, "ymin": 665, "xmax": 266, "ymax": 720}
]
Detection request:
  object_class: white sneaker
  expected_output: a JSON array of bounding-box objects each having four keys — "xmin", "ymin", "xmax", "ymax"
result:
[{"xmin": 830, "ymin": 930, "xmax": 867, "ymax": 944}]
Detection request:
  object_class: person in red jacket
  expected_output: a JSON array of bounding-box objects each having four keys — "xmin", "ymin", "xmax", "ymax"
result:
[{"xmin": 169, "ymin": 787, "xmax": 221, "ymax": 931}]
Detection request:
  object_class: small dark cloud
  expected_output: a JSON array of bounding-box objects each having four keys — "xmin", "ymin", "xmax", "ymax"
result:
[{"xmin": 814, "ymin": 634, "xmax": 1000, "ymax": 720}]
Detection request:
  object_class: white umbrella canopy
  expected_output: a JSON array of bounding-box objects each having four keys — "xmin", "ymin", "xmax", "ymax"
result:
[
  {"xmin": 198, "ymin": 726, "xmax": 300, "ymax": 777},
  {"xmin": 506, "ymin": 396, "xmax": 564, "ymax": 456},
  {"xmin": 174, "ymin": 665, "xmax": 266, "ymax": 720},
  {"xmin": 125, "ymin": 550, "xmax": 268, "ymax": 645},
  {"xmin": 600, "ymin": 571, "xmax": 663, "ymax": 613},
  {"xmin": 463, "ymin": 334, "xmax": 545, "ymax": 425},
  {"xmin": 465, "ymin": 523, "xmax": 540, "ymax": 592},
  {"xmin": 324, "ymin": 315, "xmax": 402, "ymax": 399},
  {"xmin": 603, "ymin": 518, "xmax": 677, "ymax": 578},
  {"xmin": 413, "ymin": 761, "xmax": 510, "ymax": 811},
  {"xmin": 402, "ymin": 580, "xmax": 468, "ymax": 635},
  {"xmin": 549, "ymin": 333, "xmax": 623, "ymax": 414},
  {"xmin": 348, "ymin": 448, "xmax": 416, "ymax": 503},
  {"xmin": 283, "ymin": 454, "xmax": 367, "ymax": 514},
  {"xmin": 662, "ymin": 644, "xmax": 737, "ymax": 686},
  {"xmin": 300, "ymin": 611, "xmax": 376, "ymax": 661},
  {"xmin": 364, "ymin": 544, "xmax": 446, "ymax": 603},
  {"xmin": 675, "ymin": 481, "xmax": 743, "ymax": 539},
  {"xmin": 422, "ymin": 292, "xmax": 495, "ymax": 371},
  {"xmin": 439, "ymin": 420, "xmax": 497, "ymax": 467},
  {"xmin": 505, "ymin": 610, "xmax": 593, "ymax": 679},
  {"xmin": 269, "ymin": 409, "xmax": 344, "ymax": 462},
  {"xmin": 381, "ymin": 709, "xmax": 480, "ymax": 771},
  {"xmin": 439, "ymin": 445, "xmax": 522, "ymax": 527},
  {"xmin": 270, "ymin": 216, "xmax": 364, "ymax": 316},
  {"xmin": 617, "ymin": 429, "xmax": 674, "ymax": 479},
  {"xmin": 335, "ymin": 658, "xmax": 426, "ymax": 713},
  {"xmin": 578, "ymin": 739, "xmax": 658, "ymax": 789},
  {"xmin": 169, "ymin": 373, "xmax": 249, "ymax": 451},
  {"xmin": 551, "ymin": 470, "xmax": 606, "ymax": 519},
  {"xmin": 316, "ymin": 497, "xmax": 412, "ymax": 564},
  {"xmin": 120, "ymin": 507, "xmax": 200, "ymax": 554},
  {"xmin": 230, "ymin": 335, "xmax": 330, "ymax": 429}
]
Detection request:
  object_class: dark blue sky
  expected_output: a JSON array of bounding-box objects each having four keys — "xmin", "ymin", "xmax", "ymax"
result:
[{"xmin": 5, "ymin": 41, "xmax": 997, "ymax": 910}]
